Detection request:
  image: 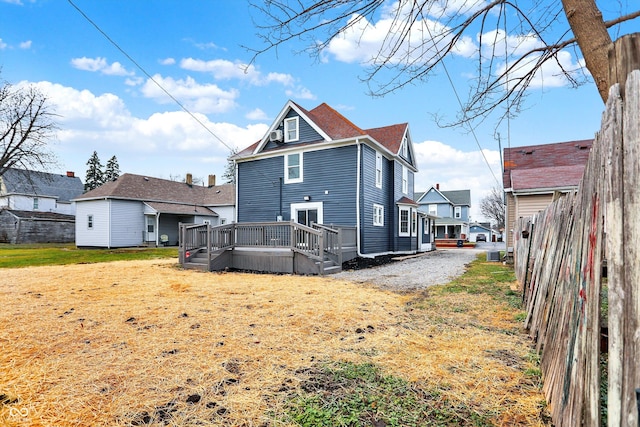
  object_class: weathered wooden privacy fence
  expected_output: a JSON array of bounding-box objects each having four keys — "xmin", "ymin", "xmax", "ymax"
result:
[{"xmin": 515, "ymin": 67, "xmax": 640, "ymax": 425}]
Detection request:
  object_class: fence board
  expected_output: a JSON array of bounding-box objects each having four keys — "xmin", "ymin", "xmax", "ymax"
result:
[{"xmin": 517, "ymin": 69, "xmax": 640, "ymax": 426}]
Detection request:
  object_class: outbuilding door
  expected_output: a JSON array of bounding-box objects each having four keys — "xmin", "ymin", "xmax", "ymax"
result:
[{"xmin": 146, "ymin": 215, "xmax": 156, "ymax": 242}]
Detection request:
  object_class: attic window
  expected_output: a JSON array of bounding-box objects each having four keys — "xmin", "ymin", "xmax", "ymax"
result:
[
  {"xmin": 284, "ymin": 117, "xmax": 299, "ymax": 142},
  {"xmin": 401, "ymin": 136, "xmax": 408, "ymax": 158}
]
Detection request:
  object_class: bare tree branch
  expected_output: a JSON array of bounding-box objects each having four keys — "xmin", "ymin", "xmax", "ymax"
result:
[
  {"xmin": 0, "ymin": 78, "xmax": 58, "ymax": 177},
  {"xmin": 247, "ymin": 0, "xmax": 640, "ymax": 128}
]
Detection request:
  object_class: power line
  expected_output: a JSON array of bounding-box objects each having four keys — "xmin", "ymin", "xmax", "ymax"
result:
[
  {"xmin": 67, "ymin": 0, "xmax": 232, "ymax": 152},
  {"xmin": 420, "ymin": 11, "xmax": 501, "ymax": 188}
]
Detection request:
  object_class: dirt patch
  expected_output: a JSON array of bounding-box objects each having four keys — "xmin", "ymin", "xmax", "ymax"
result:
[{"xmin": 0, "ymin": 259, "xmax": 548, "ymax": 426}]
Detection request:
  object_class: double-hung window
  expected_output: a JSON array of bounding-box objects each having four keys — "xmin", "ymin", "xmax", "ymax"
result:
[
  {"xmin": 285, "ymin": 152, "xmax": 303, "ymax": 183},
  {"xmin": 87, "ymin": 215, "xmax": 94, "ymax": 229},
  {"xmin": 399, "ymin": 207, "xmax": 410, "ymax": 236},
  {"xmin": 373, "ymin": 204, "xmax": 384, "ymax": 227},
  {"xmin": 33, "ymin": 197, "xmax": 39, "ymax": 210},
  {"xmin": 402, "ymin": 166, "xmax": 408, "ymax": 194},
  {"xmin": 428, "ymin": 204, "xmax": 437, "ymax": 216},
  {"xmin": 284, "ymin": 117, "xmax": 299, "ymax": 142},
  {"xmin": 375, "ymin": 152, "xmax": 383, "ymax": 188},
  {"xmin": 454, "ymin": 206, "xmax": 462, "ymax": 219}
]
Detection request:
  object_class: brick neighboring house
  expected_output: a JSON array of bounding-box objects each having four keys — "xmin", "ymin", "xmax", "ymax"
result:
[
  {"xmin": 503, "ymin": 139, "xmax": 594, "ymax": 248},
  {"xmin": 0, "ymin": 168, "xmax": 84, "ymax": 243}
]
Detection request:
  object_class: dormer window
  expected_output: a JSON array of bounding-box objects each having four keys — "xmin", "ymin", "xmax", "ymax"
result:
[{"xmin": 284, "ymin": 117, "xmax": 299, "ymax": 142}]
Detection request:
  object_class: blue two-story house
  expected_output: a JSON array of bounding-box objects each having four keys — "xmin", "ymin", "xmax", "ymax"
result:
[
  {"xmin": 233, "ymin": 100, "xmax": 421, "ymax": 258},
  {"xmin": 416, "ymin": 185, "xmax": 471, "ymax": 240}
]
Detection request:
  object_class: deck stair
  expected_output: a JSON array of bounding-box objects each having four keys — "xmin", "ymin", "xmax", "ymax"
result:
[{"xmin": 179, "ymin": 221, "xmax": 356, "ymax": 275}]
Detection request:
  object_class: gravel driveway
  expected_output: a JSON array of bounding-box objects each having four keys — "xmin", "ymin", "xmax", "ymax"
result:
[{"xmin": 333, "ymin": 248, "xmax": 491, "ymax": 291}]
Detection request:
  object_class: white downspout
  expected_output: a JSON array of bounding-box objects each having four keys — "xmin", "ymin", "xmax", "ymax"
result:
[
  {"xmin": 155, "ymin": 212, "xmax": 160, "ymax": 246},
  {"xmin": 356, "ymin": 139, "xmax": 363, "ymax": 257}
]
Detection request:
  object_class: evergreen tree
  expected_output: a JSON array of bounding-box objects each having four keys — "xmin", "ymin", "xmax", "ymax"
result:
[
  {"xmin": 222, "ymin": 148, "xmax": 238, "ymax": 184},
  {"xmin": 84, "ymin": 151, "xmax": 104, "ymax": 191},
  {"xmin": 104, "ymin": 155, "xmax": 120, "ymax": 182}
]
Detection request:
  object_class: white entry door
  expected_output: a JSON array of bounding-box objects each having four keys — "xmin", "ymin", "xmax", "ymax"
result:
[
  {"xmin": 146, "ymin": 216, "xmax": 156, "ymax": 242},
  {"xmin": 291, "ymin": 202, "xmax": 323, "ymax": 226}
]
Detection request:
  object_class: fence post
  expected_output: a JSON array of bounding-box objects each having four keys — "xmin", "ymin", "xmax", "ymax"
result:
[{"xmin": 606, "ymin": 34, "xmax": 640, "ymax": 426}]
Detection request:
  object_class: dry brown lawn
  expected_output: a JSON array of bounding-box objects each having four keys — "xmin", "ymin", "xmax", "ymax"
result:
[{"xmin": 0, "ymin": 260, "xmax": 547, "ymax": 426}]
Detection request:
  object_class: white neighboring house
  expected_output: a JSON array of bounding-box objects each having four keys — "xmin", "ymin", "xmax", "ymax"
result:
[
  {"xmin": 0, "ymin": 168, "xmax": 84, "ymax": 243},
  {"xmin": 0, "ymin": 168, "xmax": 82, "ymax": 215},
  {"xmin": 73, "ymin": 173, "xmax": 235, "ymax": 248}
]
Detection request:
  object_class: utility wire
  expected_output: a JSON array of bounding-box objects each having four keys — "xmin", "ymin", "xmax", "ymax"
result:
[
  {"xmin": 420, "ymin": 12, "xmax": 501, "ymax": 188},
  {"xmin": 67, "ymin": 0, "xmax": 232, "ymax": 152}
]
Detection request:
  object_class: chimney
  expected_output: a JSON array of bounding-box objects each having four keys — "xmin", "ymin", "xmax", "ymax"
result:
[
  {"xmin": 436, "ymin": 183, "xmax": 440, "ymax": 190},
  {"xmin": 66, "ymin": 171, "xmax": 75, "ymax": 178},
  {"xmin": 186, "ymin": 173, "xmax": 193, "ymax": 185},
  {"xmin": 208, "ymin": 174, "xmax": 216, "ymax": 187}
]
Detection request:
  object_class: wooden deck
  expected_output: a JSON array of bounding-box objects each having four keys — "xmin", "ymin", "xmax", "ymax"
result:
[{"xmin": 178, "ymin": 221, "xmax": 357, "ymax": 275}]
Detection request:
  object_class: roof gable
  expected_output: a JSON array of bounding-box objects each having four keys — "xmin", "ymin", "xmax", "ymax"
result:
[
  {"xmin": 1, "ymin": 168, "xmax": 84, "ymax": 202},
  {"xmin": 237, "ymin": 100, "xmax": 415, "ymax": 169}
]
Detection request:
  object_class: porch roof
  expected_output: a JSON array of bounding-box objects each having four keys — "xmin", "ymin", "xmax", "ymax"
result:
[
  {"xmin": 434, "ymin": 217, "xmax": 468, "ymax": 226},
  {"xmin": 145, "ymin": 202, "xmax": 218, "ymax": 216}
]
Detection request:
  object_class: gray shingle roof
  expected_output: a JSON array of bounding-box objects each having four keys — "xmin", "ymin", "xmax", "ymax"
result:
[
  {"xmin": 74, "ymin": 173, "xmax": 235, "ymax": 207},
  {"xmin": 441, "ymin": 190, "xmax": 471, "ymax": 206},
  {"xmin": 1, "ymin": 168, "xmax": 84, "ymax": 203}
]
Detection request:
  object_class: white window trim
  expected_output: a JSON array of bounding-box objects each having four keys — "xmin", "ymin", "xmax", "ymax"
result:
[
  {"xmin": 454, "ymin": 206, "xmax": 462, "ymax": 219},
  {"xmin": 401, "ymin": 136, "xmax": 408, "ymax": 158},
  {"xmin": 373, "ymin": 203, "xmax": 384, "ymax": 227},
  {"xmin": 284, "ymin": 152, "xmax": 303, "ymax": 184},
  {"xmin": 284, "ymin": 116, "xmax": 299, "ymax": 142},
  {"xmin": 399, "ymin": 206, "xmax": 410, "ymax": 237},
  {"xmin": 33, "ymin": 197, "xmax": 39, "ymax": 210},
  {"xmin": 375, "ymin": 152, "xmax": 383, "ymax": 188},
  {"xmin": 290, "ymin": 201, "xmax": 323, "ymax": 225},
  {"xmin": 428, "ymin": 204, "xmax": 437, "ymax": 216},
  {"xmin": 87, "ymin": 214, "xmax": 94, "ymax": 229},
  {"xmin": 402, "ymin": 166, "xmax": 408, "ymax": 195}
]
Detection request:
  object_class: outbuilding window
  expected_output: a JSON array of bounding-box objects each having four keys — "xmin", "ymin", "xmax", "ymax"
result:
[{"xmin": 87, "ymin": 215, "xmax": 94, "ymax": 229}]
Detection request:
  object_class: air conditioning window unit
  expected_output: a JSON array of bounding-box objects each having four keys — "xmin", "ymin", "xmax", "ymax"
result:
[{"xmin": 269, "ymin": 129, "xmax": 283, "ymax": 142}]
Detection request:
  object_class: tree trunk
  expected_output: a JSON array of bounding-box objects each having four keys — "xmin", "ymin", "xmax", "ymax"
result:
[{"xmin": 561, "ymin": 0, "xmax": 613, "ymax": 103}]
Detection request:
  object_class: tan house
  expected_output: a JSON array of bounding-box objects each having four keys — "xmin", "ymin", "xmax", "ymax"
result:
[{"xmin": 503, "ymin": 139, "xmax": 593, "ymax": 248}]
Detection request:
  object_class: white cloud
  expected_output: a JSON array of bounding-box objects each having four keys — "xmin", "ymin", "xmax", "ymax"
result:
[
  {"xmin": 285, "ymin": 86, "xmax": 316, "ymax": 100},
  {"xmin": 323, "ymin": 3, "xmax": 476, "ymax": 65},
  {"xmin": 1, "ymin": 0, "xmax": 23, "ymax": 4},
  {"xmin": 413, "ymin": 139, "xmax": 502, "ymax": 221},
  {"xmin": 19, "ymin": 40, "xmax": 31, "ymax": 49},
  {"xmin": 70, "ymin": 57, "xmax": 134, "ymax": 76},
  {"xmin": 0, "ymin": 38, "xmax": 7, "ymax": 50},
  {"xmin": 180, "ymin": 57, "xmax": 295, "ymax": 86},
  {"xmin": 140, "ymin": 74, "xmax": 239, "ymax": 114},
  {"xmin": 21, "ymin": 80, "xmax": 266, "ymax": 181},
  {"xmin": 246, "ymin": 108, "xmax": 268, "ymax": 120},
  {"xmin": 477, "ymin": 29, "xmax": 584, "ymax": 90},
  {"xmin": 160, "ymin": 57, "xmax": 176, "ymax": 65}
]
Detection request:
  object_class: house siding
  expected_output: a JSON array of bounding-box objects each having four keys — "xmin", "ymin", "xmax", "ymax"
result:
[
  {"xmin": 237, "ymin": 146, "xmax": 358, "ymax": 225},
  {"xmin": 263, "ymin": 110, "xmax": 324, "ymax": 151},
  {"xmin": 109, "ymin": 200, "xmax": 145, "ymax": 247},
  {"xmin": 360, "ymin": 145, "xmax": 393, "ymax": 254},
  {"xmin": 75, "ymin": 200, "xmax": 110, "ymax": 247},
  {"xmin": 392, "ymin": 161, "xmax": 416, "ymax": 252}
]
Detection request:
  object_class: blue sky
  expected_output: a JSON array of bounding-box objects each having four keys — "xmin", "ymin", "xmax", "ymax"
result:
[{"xmin": 0, "ymin": 0, "xmax": 626, "ymax": 220}]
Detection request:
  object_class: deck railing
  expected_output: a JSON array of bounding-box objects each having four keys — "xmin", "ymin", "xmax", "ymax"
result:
[{"xmin": 179, "ymin": 221, "xmax": 341, "ymax": 271}]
